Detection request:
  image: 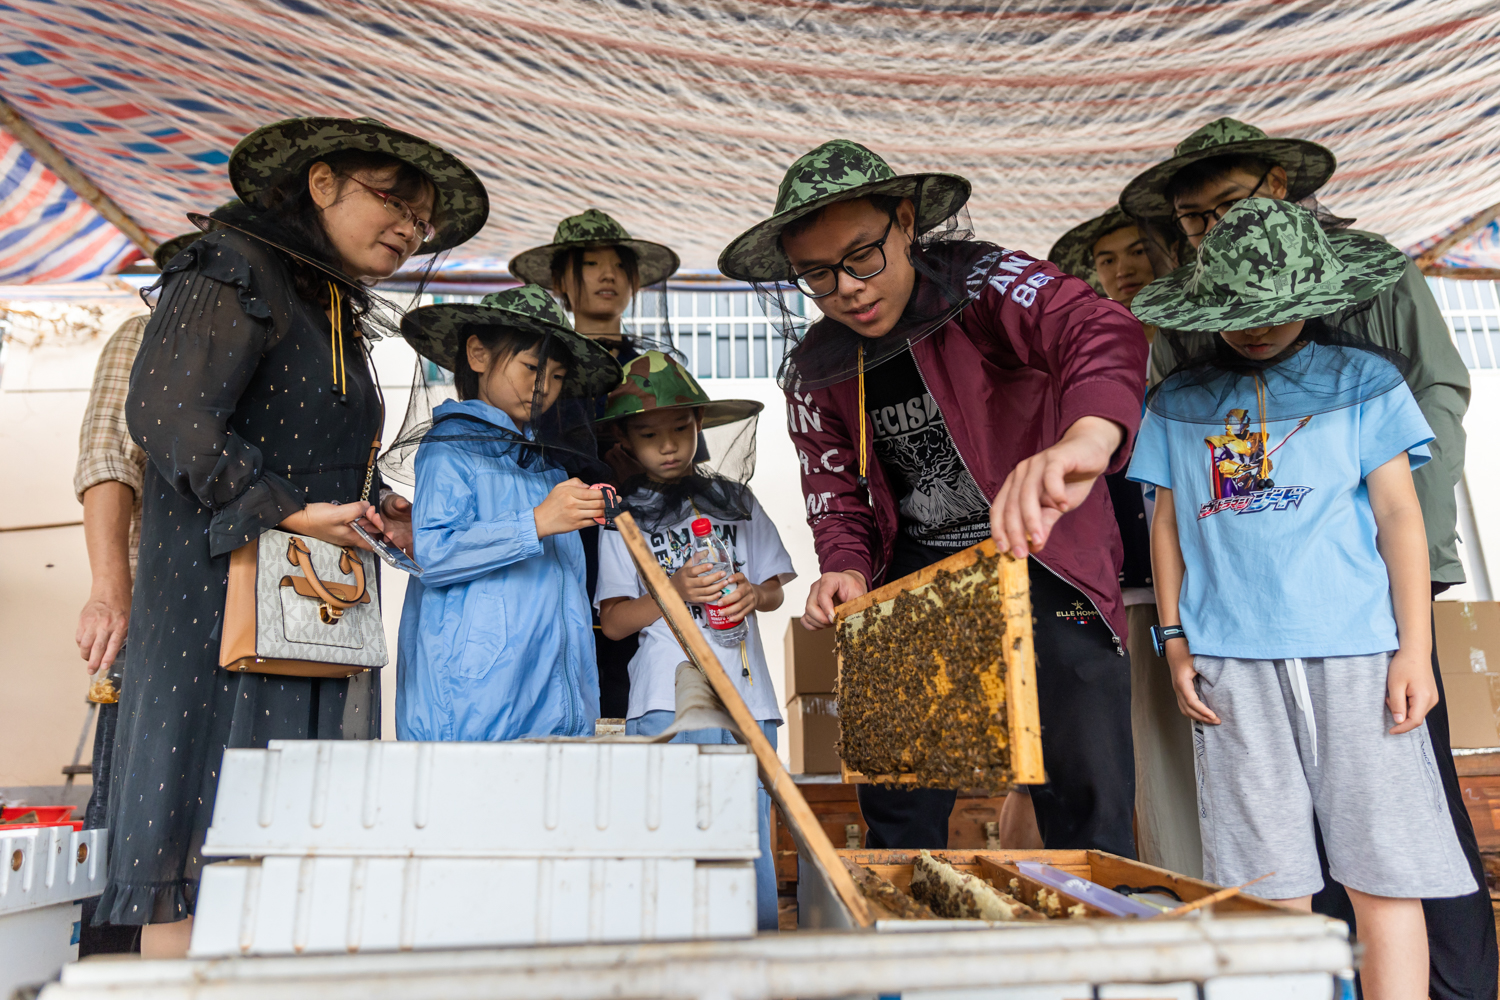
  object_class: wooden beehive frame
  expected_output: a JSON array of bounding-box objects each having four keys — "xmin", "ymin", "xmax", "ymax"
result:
[
  {"xmin": 834, "ymin": 539, "xmax": 1045, "ymax": 786},
  {"xmin": 613, "ymin": 512, "xmax": 875, "ymax": 928}
]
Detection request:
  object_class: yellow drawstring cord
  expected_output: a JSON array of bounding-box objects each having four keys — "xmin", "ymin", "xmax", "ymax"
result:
[
  {"xmin": 328, "ymin": 282, "xmax": 347, "ymax": 398},
  {"xmin": 856, "ymin": 344, "xmax": 871, "ymax": 505},
  {"xmin": 1255, "ymin": 374, "xmax": 1270, "ymax": 480}
]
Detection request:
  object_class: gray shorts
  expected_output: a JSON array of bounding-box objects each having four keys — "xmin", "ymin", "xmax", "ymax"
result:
[{"xmin": 1192, "ymin": 652, "xmax": 1475, "ymax": 900}]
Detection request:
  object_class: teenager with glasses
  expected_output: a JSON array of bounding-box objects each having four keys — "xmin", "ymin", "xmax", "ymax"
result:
[
  {"xmin": 720, "ymin": 140, "xmax": 1147, "ymax": 857},
  {"xmin": 1121, "ymin": 118, "xmax": 1486, "ymax": 1000}
]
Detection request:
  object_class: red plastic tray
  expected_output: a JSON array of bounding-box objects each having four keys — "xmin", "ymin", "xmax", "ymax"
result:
[{"xmin": 0, "ymin": 805, "xmax": 82, "ymax": 832}]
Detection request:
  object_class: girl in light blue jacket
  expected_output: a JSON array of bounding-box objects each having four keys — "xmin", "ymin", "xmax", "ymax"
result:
[{"xmin": 394, "ymin": 285, "xmax": 623, "ymax": 741}]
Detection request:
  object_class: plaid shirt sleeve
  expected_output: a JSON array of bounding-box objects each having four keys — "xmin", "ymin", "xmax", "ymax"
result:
[{"xmin": 74, "ymin": 314, "xmax": 150, "ymax": 504}]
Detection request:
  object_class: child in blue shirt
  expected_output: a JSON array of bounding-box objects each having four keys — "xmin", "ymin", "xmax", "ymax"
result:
[
  {"xmin": 393, "ymin": 286, "xmax": 622, "ymax": 741},
  {"xmin": 1127, "ymin": 199, "xmax": 1474, "ymax": 998}
]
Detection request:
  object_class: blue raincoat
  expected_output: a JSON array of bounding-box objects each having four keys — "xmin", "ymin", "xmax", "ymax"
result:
[{"xmin": 396, "ymin": 399, "xmax": 598, "ymax": 741}]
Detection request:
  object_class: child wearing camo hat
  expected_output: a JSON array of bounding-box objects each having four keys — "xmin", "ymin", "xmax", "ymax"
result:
[
  {"xmin": 1126, "ymin": 199, "xmax": 1474, "ymax": 998},
  {"xmin": 592, "ymin": 351, "xmax": 793, "ymax": 931}
]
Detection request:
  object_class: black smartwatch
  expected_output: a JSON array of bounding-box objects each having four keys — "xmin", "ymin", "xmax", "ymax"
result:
[{"xmin": 1150, "ymin": 624, "xmax": 1186, "ymax": 657}]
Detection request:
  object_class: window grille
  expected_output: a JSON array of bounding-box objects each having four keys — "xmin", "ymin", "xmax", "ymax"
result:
[{"xmin": 1427, "ymin": 277, "xmax": 1500, "ymax": 370}]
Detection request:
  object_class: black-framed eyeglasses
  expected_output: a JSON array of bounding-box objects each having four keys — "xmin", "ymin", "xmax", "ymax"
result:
[
  {"xmin": 790, "ymin": 217, "xmax": 894, "ymax": 298},
  {"xmin": 346, "ymin": 176, "xmax": 437, "ymax": 244},
  {"xmin": 1172, "ymin": 166, "xmax": 1273, "ymax": 237}
]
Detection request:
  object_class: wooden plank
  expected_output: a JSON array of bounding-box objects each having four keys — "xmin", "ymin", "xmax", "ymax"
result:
[
  {"xmin": 975, "ymin": 858, "xmax": 1108, "ymax": 919},
  {"xmin": 0, "ymin": 96, "xmax": 158, "ymax": 256},
  {"xmin": 1455, "ymin": 752, "xmax": 1500, "ymax": 778},
  {"xmin": 614, "ymin": 512, "xmax": 873, "ymax": 928},
  {"xmin": 1416, "ymin": 202, "xmax": 1500, "ymax": 271},
  {"xmin": 999, "ymin": 553, "xmax": 1044, "ymax": 783},
  {"xmin": 1083, "ymin": 851, "xmax": 1289, "ymax": 915}
]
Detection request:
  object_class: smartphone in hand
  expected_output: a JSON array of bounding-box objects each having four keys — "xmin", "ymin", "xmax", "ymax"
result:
[{"xmin": 350, "ymin": 521, "xmax": 424, "ymax": 577}]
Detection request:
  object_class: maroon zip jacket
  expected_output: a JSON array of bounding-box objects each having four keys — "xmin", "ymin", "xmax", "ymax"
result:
[{"xmin": 786, "ymin": 245, "xmax": 1148, "ymax": 640}]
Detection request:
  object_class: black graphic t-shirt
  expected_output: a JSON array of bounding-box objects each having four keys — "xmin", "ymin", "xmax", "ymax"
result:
[{"xmin": 863, "ymin": 347, "xmax": 991, "ymax": 550}]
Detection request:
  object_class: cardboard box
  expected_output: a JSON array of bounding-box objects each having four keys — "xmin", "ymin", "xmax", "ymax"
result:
[
  {"xmin": 784, "ymin": 617, "xmax": 839, "ymax": 697},
  {"xmin": 787, "ymin": 695, "xmax": 841, "ymax": 774},
  {"xmin": 1434, "ymin": 602, "xmax": 1500, "ymax": 749}
]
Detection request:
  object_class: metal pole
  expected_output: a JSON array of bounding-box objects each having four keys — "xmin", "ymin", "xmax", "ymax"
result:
[{"xmin": 0, "ymin": 96, "xmax": 157, "ymax": 256}]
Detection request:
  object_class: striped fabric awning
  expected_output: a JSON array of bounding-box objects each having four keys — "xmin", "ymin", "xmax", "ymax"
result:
[
  {"xmin": 0, "ymin": 130, "xmax": 139, "ymax": 284},
  {"xmin": 1, "ymin": 0, "xmax": 1499, "ymax": 279}
]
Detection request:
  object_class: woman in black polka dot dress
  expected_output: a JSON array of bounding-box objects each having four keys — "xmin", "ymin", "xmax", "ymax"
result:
[{"xmin": 96, "ymin": 117, "xmax": 487, "ymax": 956}]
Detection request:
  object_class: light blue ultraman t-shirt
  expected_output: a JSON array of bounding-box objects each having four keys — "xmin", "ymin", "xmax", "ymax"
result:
[{"xmin": 1127, "ymin": 343, "xmax": 1433, "ymax": 660}]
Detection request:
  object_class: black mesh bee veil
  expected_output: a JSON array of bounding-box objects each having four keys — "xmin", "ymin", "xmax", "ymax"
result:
[
  {"xmin": 380, "ymin": 290, "xmax": 624, "ymax": 487},
  {"xmin": 606, "ymin": 410, "xmax": 760, "ymax": 534},
  {"xmin": 752, "ymin": 189, "xmax": 1021, "ymax": 392}
]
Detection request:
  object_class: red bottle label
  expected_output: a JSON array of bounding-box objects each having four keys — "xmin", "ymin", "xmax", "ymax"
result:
[{"xmin": 704, "ymin": 603, "xmax": 735, "ymax": 630}]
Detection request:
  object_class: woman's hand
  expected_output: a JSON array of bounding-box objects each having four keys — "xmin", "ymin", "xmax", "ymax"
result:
[
  {"xmin": 803, "ymin": 570, "xmax": 867, "ymax": 630},
  {"xmin": 378, "ymin": 491, "xmax": 415, "ymax": 556},
  {"xmin": 1168, "ymin": 640, "xmax": 1219, "ymax": 725},
  {"xmin": 1386, "ymin": 648, "xmax": 1439, "ymax": 735},
  {"xmin": 533, "ymin": 478, "xmax": 604, "ymax": 538},
  {"xmin": 670, "ymin": 552, "xmax": 729, "ymax": 605},
  {"xmin": 279, "ymin": 501, "xmax": 376, "ymax": 550}
]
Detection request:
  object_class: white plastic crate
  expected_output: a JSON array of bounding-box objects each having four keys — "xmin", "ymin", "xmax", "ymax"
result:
[
  {"xmin": 0, "ymin": 826, "xmax": 107, "ymax": 915},
  {"xmin": 189, "ymin": 855, "xmax": 756, "ymax": 956},
  {"xmin": 202, "ymin": 740, "xmax": 759, "ymax": 859}
]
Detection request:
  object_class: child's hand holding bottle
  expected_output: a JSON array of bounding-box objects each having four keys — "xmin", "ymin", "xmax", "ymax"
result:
[{"xmin": 669, "ymin": 551, "xmax": 729, "ymax": 605}]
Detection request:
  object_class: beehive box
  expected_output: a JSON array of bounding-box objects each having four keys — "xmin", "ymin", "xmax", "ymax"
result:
[
  {"xmin": 190, "ymin": 855, "xmax": 755, "ymax": 956},
  {"xmin": 834, "ymin": 540, "xmax": 1042, "ymax": 789},
  {"xmin": 202, "ymin": 740, "xmax": 759, "ymax": 860},
  {"xmin": 801, "ymin": 849, "xmax": 1292, "ymax": 930}
]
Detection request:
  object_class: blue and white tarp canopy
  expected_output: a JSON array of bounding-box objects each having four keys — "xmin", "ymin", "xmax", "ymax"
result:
[{"xmin": 2, "ymin": 0, "xmax": 1500, "ymax": 284}]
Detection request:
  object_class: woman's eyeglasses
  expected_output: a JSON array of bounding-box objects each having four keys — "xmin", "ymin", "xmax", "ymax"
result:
[
  {"xmin": 346, "ymin": 177, "xmax": 436, "ymax": 244},
  {"xmin": 1172, "ymin": 167, "xmax": 1273, "ymax": 237},
  {"xmin": 791, "ymin": 217, "xmax": 895, "ymax": 298}
]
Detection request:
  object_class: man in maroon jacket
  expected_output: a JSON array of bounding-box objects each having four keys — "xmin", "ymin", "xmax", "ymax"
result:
[{"xmin": 719, "ymin": 141, "xmax": 1148, "ymax": 854}]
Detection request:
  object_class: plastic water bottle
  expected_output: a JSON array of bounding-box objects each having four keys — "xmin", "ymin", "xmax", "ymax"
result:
[{"xmin": 691, "ymin": 517, "xmax": 747, "ymax": 647}]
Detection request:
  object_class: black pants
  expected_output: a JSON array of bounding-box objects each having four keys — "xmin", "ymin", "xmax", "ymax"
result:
[
  {"xmin": 1312, "ymin": 610, "xmax": 1497, "ymax": 1000},
  {"xmin": 859, "ymin": 541, "xmax": 1136, "ymax": 858}
]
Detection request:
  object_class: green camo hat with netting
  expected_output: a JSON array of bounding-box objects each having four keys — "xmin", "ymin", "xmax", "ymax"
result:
[
  {"xmin": 597, "ymin": 350, "xmax": 762, "ymax": 428},
  {"xmin": 509, "ymin": 208, "xmax": 680, "ymax": 289},
  {"xmin": 229, "ymin": 116, "xmax": 489, "ymax": 254},
  {"xmin": 1130, "ymin": 198, "xmax": 1408, "ymax": 332},
  {"xmin": 399, "ymin": 284, "xmax": 621, "ymax": 398},
  {"xmin": 1120, "ymin": 117, "xmax": 1336, "ymax": 221},
  {"xmin": 1047, "ymin": 206, "xmax": 1137, "ymax": 294},
  {"xmin": 718, "ymin": 139, "xmax": 971, "ymax": 281}
]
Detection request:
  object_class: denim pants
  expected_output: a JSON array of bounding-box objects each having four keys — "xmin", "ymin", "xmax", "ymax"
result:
[{"xmin": 625, "ymin": 710, "xmax": 779, "ymax": 931}]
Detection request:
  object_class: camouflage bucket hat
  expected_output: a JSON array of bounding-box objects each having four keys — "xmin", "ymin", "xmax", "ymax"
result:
[
  {"xmin": 509, "ymin": 209, "xmax": 680, "ymax": 289},
  {"xmin": 718, "ymin": 139, "xmax": 971, "ymax": 281},
  {"xmin": 400, "ymin": 284, "xmax": 622, "ymax": 399},
  {"xmin": 597, "ymin": 350, "xmax": 763, "ymax": 428},
  {"xmin": 1047, "ymin": 206, "xmax": 1136, "ymax": 294},
  {"xmin": 1120, "ymin": 118, "xmax": 1336, "ymax": 221},
  {"xmin": 154, "ymin": 199, "xmax": 248, "ymax": 269},
  {"xmin": 228, "ymin": 116, "xmax": 489, "ymax": 254},
  {"xmin": 1130, "ymin": 198, "xmax": 1408, "ymax": 333}
]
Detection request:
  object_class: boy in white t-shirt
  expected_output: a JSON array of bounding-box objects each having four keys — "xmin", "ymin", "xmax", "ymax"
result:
[{"xmin": 594, "ymin": 351, "xmax": 795, "ymax": 931}]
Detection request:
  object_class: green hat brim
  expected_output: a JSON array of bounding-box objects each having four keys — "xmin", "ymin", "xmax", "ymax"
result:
[
  {"xmin": 595, "ymin": 397, "xmax": 763, "ymax": 430},
  {"xmin": 1120, "ymin": 137, "xmax": 1336, "ymax": 221},
  {"xmin": 717, "ymin": 172, "xmax": 972, "ymax": 282},
  {"xmin": 229, "ymin": 117, "xmax": 490, "ymax": 255},
  {"xmin": 509, "ymin": 238, "xmax": 680, "ymax": 289},
  {"xmin": 1131, "ymin": 230, "xmax": 1409, "ymax": 332},
  {"xmin": 1047, "ymin": 206, "xmax": 1136, "ymax": 294},
  {"xmin": 399, "ymin": 303, "xmax": 621, "ymax": 399},
  {"xmin": 152, "ymin": 231, "xmax": 205, "ymax": 270}
]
